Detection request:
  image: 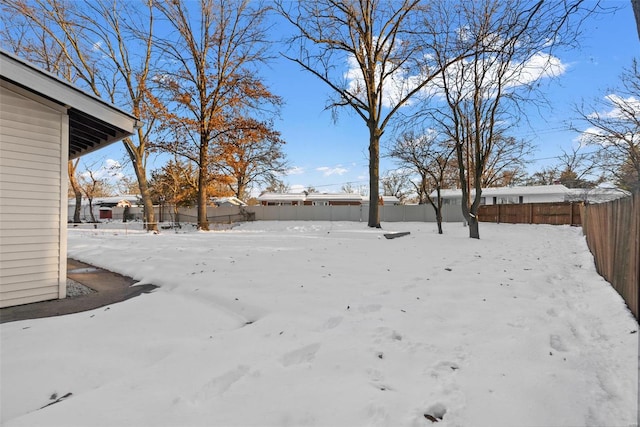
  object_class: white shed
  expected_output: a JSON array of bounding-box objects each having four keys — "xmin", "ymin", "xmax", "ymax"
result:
[{"xmin": 0, "ymin": 50, "xmax": 137, "ymax": 308}]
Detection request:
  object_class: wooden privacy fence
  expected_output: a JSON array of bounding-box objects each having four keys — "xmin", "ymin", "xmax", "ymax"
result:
[
  {"xmin": 581, "ymin": 190, "xmax": 639, "ymax": 320},
  {"xmin": 478, "ymin": 202, "xmax": 583, "ymax": 226}
]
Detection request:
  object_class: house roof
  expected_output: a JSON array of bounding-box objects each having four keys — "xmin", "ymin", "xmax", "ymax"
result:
[
  {"xmin": 306, "ymin": 193, "xmax": 363, "ymax": 202},
  {"xmin": 432, "ymin": 185, "xmax": 570, "ymax": 198},
  {"xmin": 257, "ymin": 193, "xmax": 307, "ymax": 201},
  {"xmin": 211, "ymin": 196, "xmax": 247, "ymax": 206},
  {"xmin": 360, "ymin": 195, "xmax": 400, "ymax": 204},
  {"xmin": 566, "ymin": 187, "xmax": 631, "ymax": 203},
  {"xmin": 68, "ymin": 195, "xmax": 141, "ymax": 207},
  {"xmin": 0, "ymin": 50, "xmax": 138, "ymax": 159},
  {"xmin": 430, "ymin": 184, "xmax": 630, "ymax": 203}
]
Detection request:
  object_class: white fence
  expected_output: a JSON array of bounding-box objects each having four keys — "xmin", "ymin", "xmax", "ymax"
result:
[
  {"xmin": 70, "ymin": 204, "xmax": 466, "ymax": 224},
  {"xmin": 246, "ymin": 204, "xmax": 464, "ymax": 222}
]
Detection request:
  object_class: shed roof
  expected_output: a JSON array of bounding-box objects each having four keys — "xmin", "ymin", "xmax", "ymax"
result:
[{"xmin": 0, "ymin": 50, "xmax": 138, "ymax": 159}]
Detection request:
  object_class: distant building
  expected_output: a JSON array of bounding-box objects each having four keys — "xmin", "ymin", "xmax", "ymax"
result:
[
  {"xmin": 211, "ymin": 197, "xmax": 247, "ymax": 207},
  {"xmin": 257, "ymin": 193, "xmax": 306, "ymax": 206},
  {"xmin": 68, "ymin": 195, "xmax": 141, "ymax": 221},
  {"xmin": 361, "ymin": 195, "xmax": 400, "ymax": 206},
  {"xmin": 257, "ymin": 192, "xmax": 401, "ymax": 206},
  {"xmin": 430, "ymin": 184, "xmax": 630, "ymax": 205},
  {"xmin": 305, "ymin": 193, "xmax": 363, "ymax": 206}
]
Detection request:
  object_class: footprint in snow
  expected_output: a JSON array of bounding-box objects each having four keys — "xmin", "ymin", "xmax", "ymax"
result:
[
  {"xmin": 549, "ymin": 334, "xmax": 568, "ymax": 352},
  {"xmin": 323, "ymin": 316, "xmax": 343, "ymax": 330},
  {"xmin": 423, "ymin": 402, "xmax": 447, "ymax": 423},
  {"xmin": 280, "ymin": 343, "xmax": 321, "ymax": 367}
]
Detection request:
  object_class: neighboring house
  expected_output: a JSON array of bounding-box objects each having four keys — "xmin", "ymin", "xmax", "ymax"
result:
[
  {"xmin": 305, "ymin": 193, "xmax": 363, "ymax": 206},
  {"xmin": 68, "ymin": 195, "xmax": 141, "ymax": 221},
  {"xmin": 430, "ymin": 184, "xmax": 629, "ymax": 205},
  {"xmin": 565, "ymin": 186, "xmax": 631, "ymax": 203},
  {"xmin": 257, "ymin": 193, "xmax": 307, "ymax": 206},
  {"xmin": 1, "ymin": 50, "xmax": 137, "ymax": 308},
  {"xmin": 257, "ymin": 192, "xmax": 399, "ymax": 206},
  {"xmin": 361, "ymin": 195, "xmax": 400, "ymax": 206},
  {"xmin": 211, "ymin": 196, "xmax": 247, "ymax": 207}
]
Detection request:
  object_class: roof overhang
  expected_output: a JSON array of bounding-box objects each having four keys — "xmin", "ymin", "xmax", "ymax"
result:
[{"xmin": 0, "ymin": 50, "xmax": 138, "ymax": 159}]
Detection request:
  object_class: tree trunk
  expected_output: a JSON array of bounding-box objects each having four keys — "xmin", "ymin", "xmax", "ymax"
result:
[
  {"xmin": 368, "ymin": 126, "xmax": 381, "ymax": 228},
  {"xmin": 468, "ymin": 215, "xmax": 480, "ymax": 239},
  {"xmin": 87, "ymin": 198, "xmax": 96, "ymax": 223},
  {"xmin": 73, "ymin": 191, "xmax": 82, "ymax": 223},
  {"xmin": 123, "ymin": 139, "xmax": 157, "ymax": 232},
  {"xmin": 135, "ymin": 158, "xmax": 157, "ymax": 232},
  {"xmin": 435, "ymin": 207, "xmax": 443, "ymax": 234},
  {"xmin": 236, "ymin": 177, "xmax": 246, "ymax": 201},
  {"xmin": 198, "ymin": 136, "xmax": 210, "ymax": 231},
  {"xmin": 68, "ymin": 160, "xmax": 82, "ymax": 223}
]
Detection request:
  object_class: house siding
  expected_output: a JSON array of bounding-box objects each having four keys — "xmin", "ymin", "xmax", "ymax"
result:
[{"xmin": 0, "ymin": 85, "xmax": 67, "ymax": 308}]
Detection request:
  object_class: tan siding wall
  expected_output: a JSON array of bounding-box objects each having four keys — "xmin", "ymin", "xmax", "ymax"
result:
[{"xmin": 0, "ymin": 86, "xmax": 65, "ymax": 308}]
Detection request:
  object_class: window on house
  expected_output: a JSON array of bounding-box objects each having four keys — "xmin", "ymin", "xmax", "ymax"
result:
[{"xmin": 498, "ymin": 196, "xmax": 519, "ymax": 204}]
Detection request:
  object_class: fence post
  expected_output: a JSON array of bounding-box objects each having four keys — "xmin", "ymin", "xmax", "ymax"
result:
[{"xmin": 569, "ymin": 202, "xmax": 573, "ymax": 226}]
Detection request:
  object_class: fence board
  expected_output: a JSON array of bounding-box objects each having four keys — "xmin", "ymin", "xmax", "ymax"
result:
[
  {"xmin": 478, "ymin": 202, "xmax": 582, "ymax": 226},
  {"xmin": 581, "ymin": 191, "xmax": 639, "ymax": 320}
]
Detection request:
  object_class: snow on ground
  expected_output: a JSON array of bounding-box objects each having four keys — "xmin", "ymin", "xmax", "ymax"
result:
[{"xmin": 1, "ymin": 221, "xmax": 638, "ymax": 427}]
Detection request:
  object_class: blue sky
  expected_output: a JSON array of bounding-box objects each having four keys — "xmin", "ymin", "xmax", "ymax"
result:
[{"xmin": 88, "ymin": 1, "xmax": 638, "ymax": 195}]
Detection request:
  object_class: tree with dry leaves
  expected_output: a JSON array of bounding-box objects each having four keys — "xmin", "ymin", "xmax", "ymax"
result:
[
  {"xmin": 153, "ymin": 0, "xmax": 279, "ymax": 230},
  {"xmin": 212, "ymin": 117, "xmax": 287, "ymax": 200}
]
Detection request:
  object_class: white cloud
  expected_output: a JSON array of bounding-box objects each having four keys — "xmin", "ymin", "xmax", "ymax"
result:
[
  {"xmin": 344, "ymin": 51, "xmax": 422, "ymax": 109},
  {"xmin": 81, "ymin": 159, "xmax": 124, "ymax": 181},
  {"xmin": 317, "ymin": 166, "xmax": 348, "ymax": 176},
  {"xmin": 601, "ymin": 94, "xmax": 640, "ymax": 119},
  {"xmin": 286, "ymin": 166, "xmax": 305, "ymax": 176},
  {"xmin": 289, "ymin": 184, "xmax": 306, "ymax": 193},
  {"xmin": 343, "ymin": 42, "xmax": 568, "ymax": 108},
  {"xmin": 578, "ymin": 94, "xmax": 640, "ymax": 147},
  {"xmin": 508, "ymin": 52, "xmax": 567, "ymax": 87}
]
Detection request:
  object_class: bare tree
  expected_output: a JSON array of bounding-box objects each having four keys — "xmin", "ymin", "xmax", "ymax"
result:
[
  {"xmin": 1, "ymin": 0, "xmax": 161, "ymax": 231},
  {"xmin": 276, "ymin": 0, "xmax": 474, "ymax": 228},
  {"xmin": 381, "ymin": 170, "xmax": 411, "ymax": 204},
  {"xmin": 481, "ymin": 135, "xmax": 533, "ymax": 187},
  {"xmin": 263, "ymin": 176, "xmax": 290, "ymax": 194},
  {"xmin": 388, "ymin": 129, "xmax": 455, "ymax": 233},
  {"xmin": 554, "ymin": 145, "xmax": 601, "ymax": 188},
  {"xmin": 341, "ymin": 183, "xmax": 357, "ymax": 194},
  {"xmin": 78, "ymin": 161, "xmax": 115, "ymax": 223},
  {"xmin": 153, "ymin": 0, "xmax": 277, "ymax": 231},
  {"xmin": 574, "ymin": 59, "xmax": 640, "ymax": 191},
  {"xmin": 425, "ymin": 0, "xmax": 592, "ymax": 238}
]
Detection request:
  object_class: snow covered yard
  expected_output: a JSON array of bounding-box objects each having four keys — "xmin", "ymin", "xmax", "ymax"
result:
[{"xmin": 1, "ymin": 221, "xmax": 638, "ymax": 427}]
